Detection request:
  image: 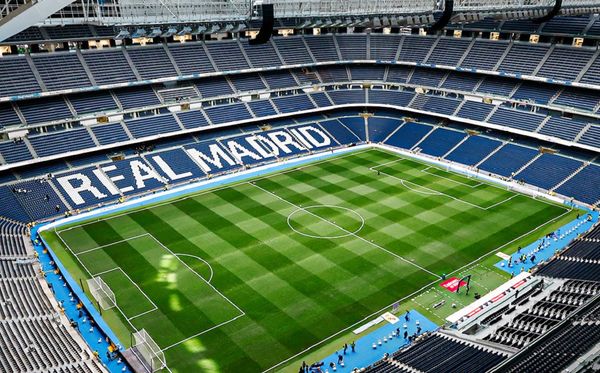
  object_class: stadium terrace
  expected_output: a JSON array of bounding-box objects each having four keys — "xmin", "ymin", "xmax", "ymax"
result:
[{"xmin": 0, "ymin": 1, "xmax": 600, "ymax": 373}]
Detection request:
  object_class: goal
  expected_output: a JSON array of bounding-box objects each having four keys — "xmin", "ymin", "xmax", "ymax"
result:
[
  {"xmin": 87, "ymin": 276, "xmax": 116, "ymax": 310},
  {"xmin": 132, "ymin": 329, "xmax": 166, "ymax": 372}
]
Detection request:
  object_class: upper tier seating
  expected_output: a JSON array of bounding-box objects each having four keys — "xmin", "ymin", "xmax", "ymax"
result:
[
  {"xmin": 0, "ymin": 57, "xmax": 41, "ymax": 97},
  {"xmin": 167, "ymin": 43, "xmax": 215, "ymax": 75},
  {"xmin": 32, "ymin": 53, "xmax": 91, "ymax": 91},
  {"xmin": 81, "ymin": 49, "xmax": 138, "ymax": 85},
  {"xmin": 498, "ymin": 43, "xmax": 549, "ymax": 75}
]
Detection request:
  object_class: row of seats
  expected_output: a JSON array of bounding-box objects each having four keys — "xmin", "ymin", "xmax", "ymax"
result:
[
  {"xmin": 4, "ymin": 60, "xmax": 599, "ymax": 131},
  {"xmin": 2, "ymin": 114, "xmax": 599, "ymax": 223},
  {"xmin": 1, "ymin": 85, "xmax": 597, "ymax": 170},
  {"xmin": 0, "ymin": 219, "xmax": 105, "ymax": 373},
  {"xmin": 2, "ymin": 34, "xmax": 600, "ymax": 99}
]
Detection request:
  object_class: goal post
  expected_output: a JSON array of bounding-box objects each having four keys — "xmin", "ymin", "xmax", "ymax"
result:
[
  {"xmin": 87, "ymin": 276, "xmax": 116, "ymax": 310},
  {"xmin": 132, "ymin": 329, "xmax": 166, "ymax": 372}
]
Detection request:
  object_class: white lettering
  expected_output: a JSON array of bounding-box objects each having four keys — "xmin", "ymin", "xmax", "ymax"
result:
[
  {"xmin": 56, "ymin": 174, "xmax": 107, "ymax": 206},
  {"xmin": 226, "ymin": 140, "xmax": 262, "ymax": 164},
  {"xmin": 298, "ymin": 126, "xmax": 331, "ymax": 147},
  {"xmin": 152, "ymin": 155, "xmax": 193, "ymax": 181},
  {"xmin": 130, "ymin": 160, "xmax": 164, "ymax": 189},
  {"xmin": 267, "ymin": 130, "xmax": 306, "ymax": 154},
  {"xmin": 185, "ymin": 144, "xmax": 236, "ymax": 173}
]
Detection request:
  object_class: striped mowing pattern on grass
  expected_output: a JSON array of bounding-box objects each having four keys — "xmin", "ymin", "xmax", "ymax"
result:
[{"xmin": 44, "ymin": 149, "xmax": 566, "ymax": 373}]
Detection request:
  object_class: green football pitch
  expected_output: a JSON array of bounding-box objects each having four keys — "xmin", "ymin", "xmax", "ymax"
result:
[{"xmin": 42, "ymin": 148, "xmax": 571, "ymax": 372}]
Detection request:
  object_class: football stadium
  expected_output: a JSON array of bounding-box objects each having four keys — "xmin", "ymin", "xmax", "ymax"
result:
[{"xmin": 1, "ymin": 1, "xmax": 600, "ymax": 373}]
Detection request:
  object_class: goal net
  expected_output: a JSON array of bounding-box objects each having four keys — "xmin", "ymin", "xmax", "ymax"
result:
[
  {"xmin": 132, "ymin": 329, "xmax": 166, "ymax": 372},
  {"xmin": 87, "ymin": 276, "xmax": 116, "ymax": 310}
]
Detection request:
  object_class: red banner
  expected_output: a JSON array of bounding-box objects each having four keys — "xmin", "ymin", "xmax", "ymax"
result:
[{"xmin": 440, "ymin": 277, "xmax": 467, "ymax": 292}]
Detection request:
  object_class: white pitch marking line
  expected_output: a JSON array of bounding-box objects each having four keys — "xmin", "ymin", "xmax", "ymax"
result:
[
  {"xmin": 420, "ymin": 166, "xmax": 483, "ymax": 188},
  {"xmin": 262, "ymin": 206, "xmax": 574, "ymax": 373},
  {"xmin": 75, "ymin": 233, "xmax": 149, "ymax": 256},
  {"xmin": 375, "ymin": 168, "xmax": 514, "ymax": 210},
  {"xmin": 250, "ymin": 182, "xmax": 441, "ymax": 279},
  {"xmin": 286, "ymin": 204, "xmax": 365, "ymax": 239},
  {"xmin": 174, "ymin": 253, "xmax": 215, "ymax": 283}
]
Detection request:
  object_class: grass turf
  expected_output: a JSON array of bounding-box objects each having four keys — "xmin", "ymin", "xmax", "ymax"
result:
[{"xmin": 41, "ymin": 148, "xmax": 570, "ymax": 372}]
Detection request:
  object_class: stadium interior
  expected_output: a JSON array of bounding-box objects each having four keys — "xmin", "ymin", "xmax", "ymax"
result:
[{"xmin": 1, "ymin": 0, "xmax": 600, "ymax": 372}]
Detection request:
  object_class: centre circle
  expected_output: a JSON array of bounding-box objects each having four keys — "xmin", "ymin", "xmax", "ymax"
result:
[{"xmin": 287, "ymin": 205, "xmax": 365, "ymax": 239}]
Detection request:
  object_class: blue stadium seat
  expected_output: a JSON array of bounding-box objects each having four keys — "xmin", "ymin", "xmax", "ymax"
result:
[
  {"xmin": 32, "ymin": 53, "xmax": 91, "ymax": 90},
  {"xmin": 114, "ymin": 86, "xmax": 161, "ymax": 109},
  {"xmin": 82, "ymin": 49, "xmax": 138, "ymax": 85},
  {"xmin": 0, "ymin": 140, "xmax": 33, "ymax": 164},
  {"xmin": 126, "ymin": 46, "xmax": 178, "ymax": 80},
  {"xmin": 261, "ymin": 70, "xmax": 298, "ymax": 89},
  {"xmin": 368, "ymin": 117, "xmax": 403, "ymax": 143},
  {"xmin": 445, "ymin": 135, "xmax": 502, "ymax": 165},
  {"xmin": 537, "ymin": 47, "xmax": 594, "ymax": 82},
  {"xmin": 479, "ymin": 143, "xmax": 539, "ymax": 177},
  {"xmin": 309, "ymin": 92, "xmax": 334, "ymax": 108},
  {"xmin": 29, "ymin": 128, "xmax": 96, "ymax": 157},
  {"xmin": 370, "ymin": 34, "xmax": 401, "ymax": 60},
  {"xmin": 336, "ymin": 34, "xmax": 367, "ymax": 60},
  {"xmin": 91, "ymin": 122, "xmax": 130, "ymax": 145},
  {"xmin": 327, "ymin": 90, "xmax": 366, "ymax": 105},
  {"xmin": 398, "ymin": 36, "xmax": 436, "ymax": 63},
  {"xmin": 144, "ymin": 148, "xmax": 205, "ymax": 183},
  {"xmin": 204, "ymin": 102, "xmax": 253, "ymax": 124},
  {"xmin": 0, "ymin": 103, "xmax": 22, "ymax": 128},
  {"xmin": 18, "ymin": 97, "xmax": 72, "ymax": 124},
  {"xmin": 230, "ymin": 73, "xmax": 266, "ymax": 92},
  {"xmin": 368, "ymin": 89, "xmax": 415, "ymax": 107},
  {"xmin": 553, "ymin": 88, "xmax": 599, "ymax": 112},
  {"xmin": 410, "ymin": 95, "xmax": 461, "ymax": 116},
  {"xmin": 305, "ymin": 35, "xmax": 339, "ymax": 62},
  {"xmin": 577, "ymin": 125, "xmax": 600, "ymax": 148},
  {"xmin": 441, "ymin": 72, "xmax": 481, "ymax": 91},
  {"xmin": 417, "ymin": 128, "xmax": 467, "ymax": 157},
  {"xmin": 556, "ymin": 163, "xmax": 600, "ymax": 204},
  {"xmin": 247, "ymin": 100, "xmax": 278, "ymax": 117},
  {"xmin": 205, "ymin": 41, "xmax": 250, "ymax": 71},
  {"xmin": 511, "ymin": 82, "xmax": 559, "ymax": 104},
  {"xmin": 242, "ymin": 41, "xmax": 282, "ymax": 68},
  {"xmin": 272, "ymin": 94, "xmax": 315, "ymax": 113},
  {"xmin": 338, "ymin": 117, "xmax": 367, "ymax": 141},
  {"xmin": 386, "ymin": 66, "xmax": 412, "ymax": 83},
  {"xmin": 538, "ymin": 116, "xmax": 588, "ymax": 141},
  {"xmin": 125, "ymin": 114, "xmax": 181, "ymax": 139},
  {"xmin": 69, "ymin": 91, "xmax": 118, "ymax": 116},
  {"xmin": 488, "ymin": 107, "xmax": 545, "ymax": 132},
  {"xmin": 168, "ymin": 42, "xmax": 215, "ymax": 75},
  {"xmin": 0, "ymin": 57, "xmax": 41, "ymax": 97},
  {"xmin": 195, "ymin": 77, "xmax": 233, "ymax": 98},
  {"xmin": 318, "ymin": 66, "xmax": 349, "ymax": 82},
  {"xmin": 476, "ymin": 77, "xmax": 518, "ymax": 97},
  {"xmin": 408, "ymin": 68, "xmax": 446, "ymax": 87},
  {"xmin": 426, "ymin": 37, "xmax": 471, "ymax": 66},
  {"xmin": 460, "ymin": 40, "xmax": 509, "ymax": 71},
  {"xmin": 385, "ymin": 122, "xmax": 432, "ymax": 149},
  {"xmin": 349, "ymin": 66, "xmax": 386, "ymax": 81},
  {"xmin": 498, "ymin": 43, "xmax": 549, "ymax": 75},
  {"xmin": 272, "ymin": 37, "xmax": 314, "ymax": 65},
  {"xmin": 11, "ymin": 179, "xmax": 67, "ymax": 220},
  {"xmin": 0, "ymin": 186, "xmax": 30, "ymax": 222},
  {"xmin": 318, "ymin": 119, "xmax": 362, "ymax": 145},
  {"xmin": 456, "ymin": 101, "xmax": 494, "ymax": 122},
  {"xmin": 515, "ymin": 153, "xmax": 582, "ymax": 189},
  {"xmin": 175, "ymin": 110, "xmax": 210, "ymax": 129}
]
